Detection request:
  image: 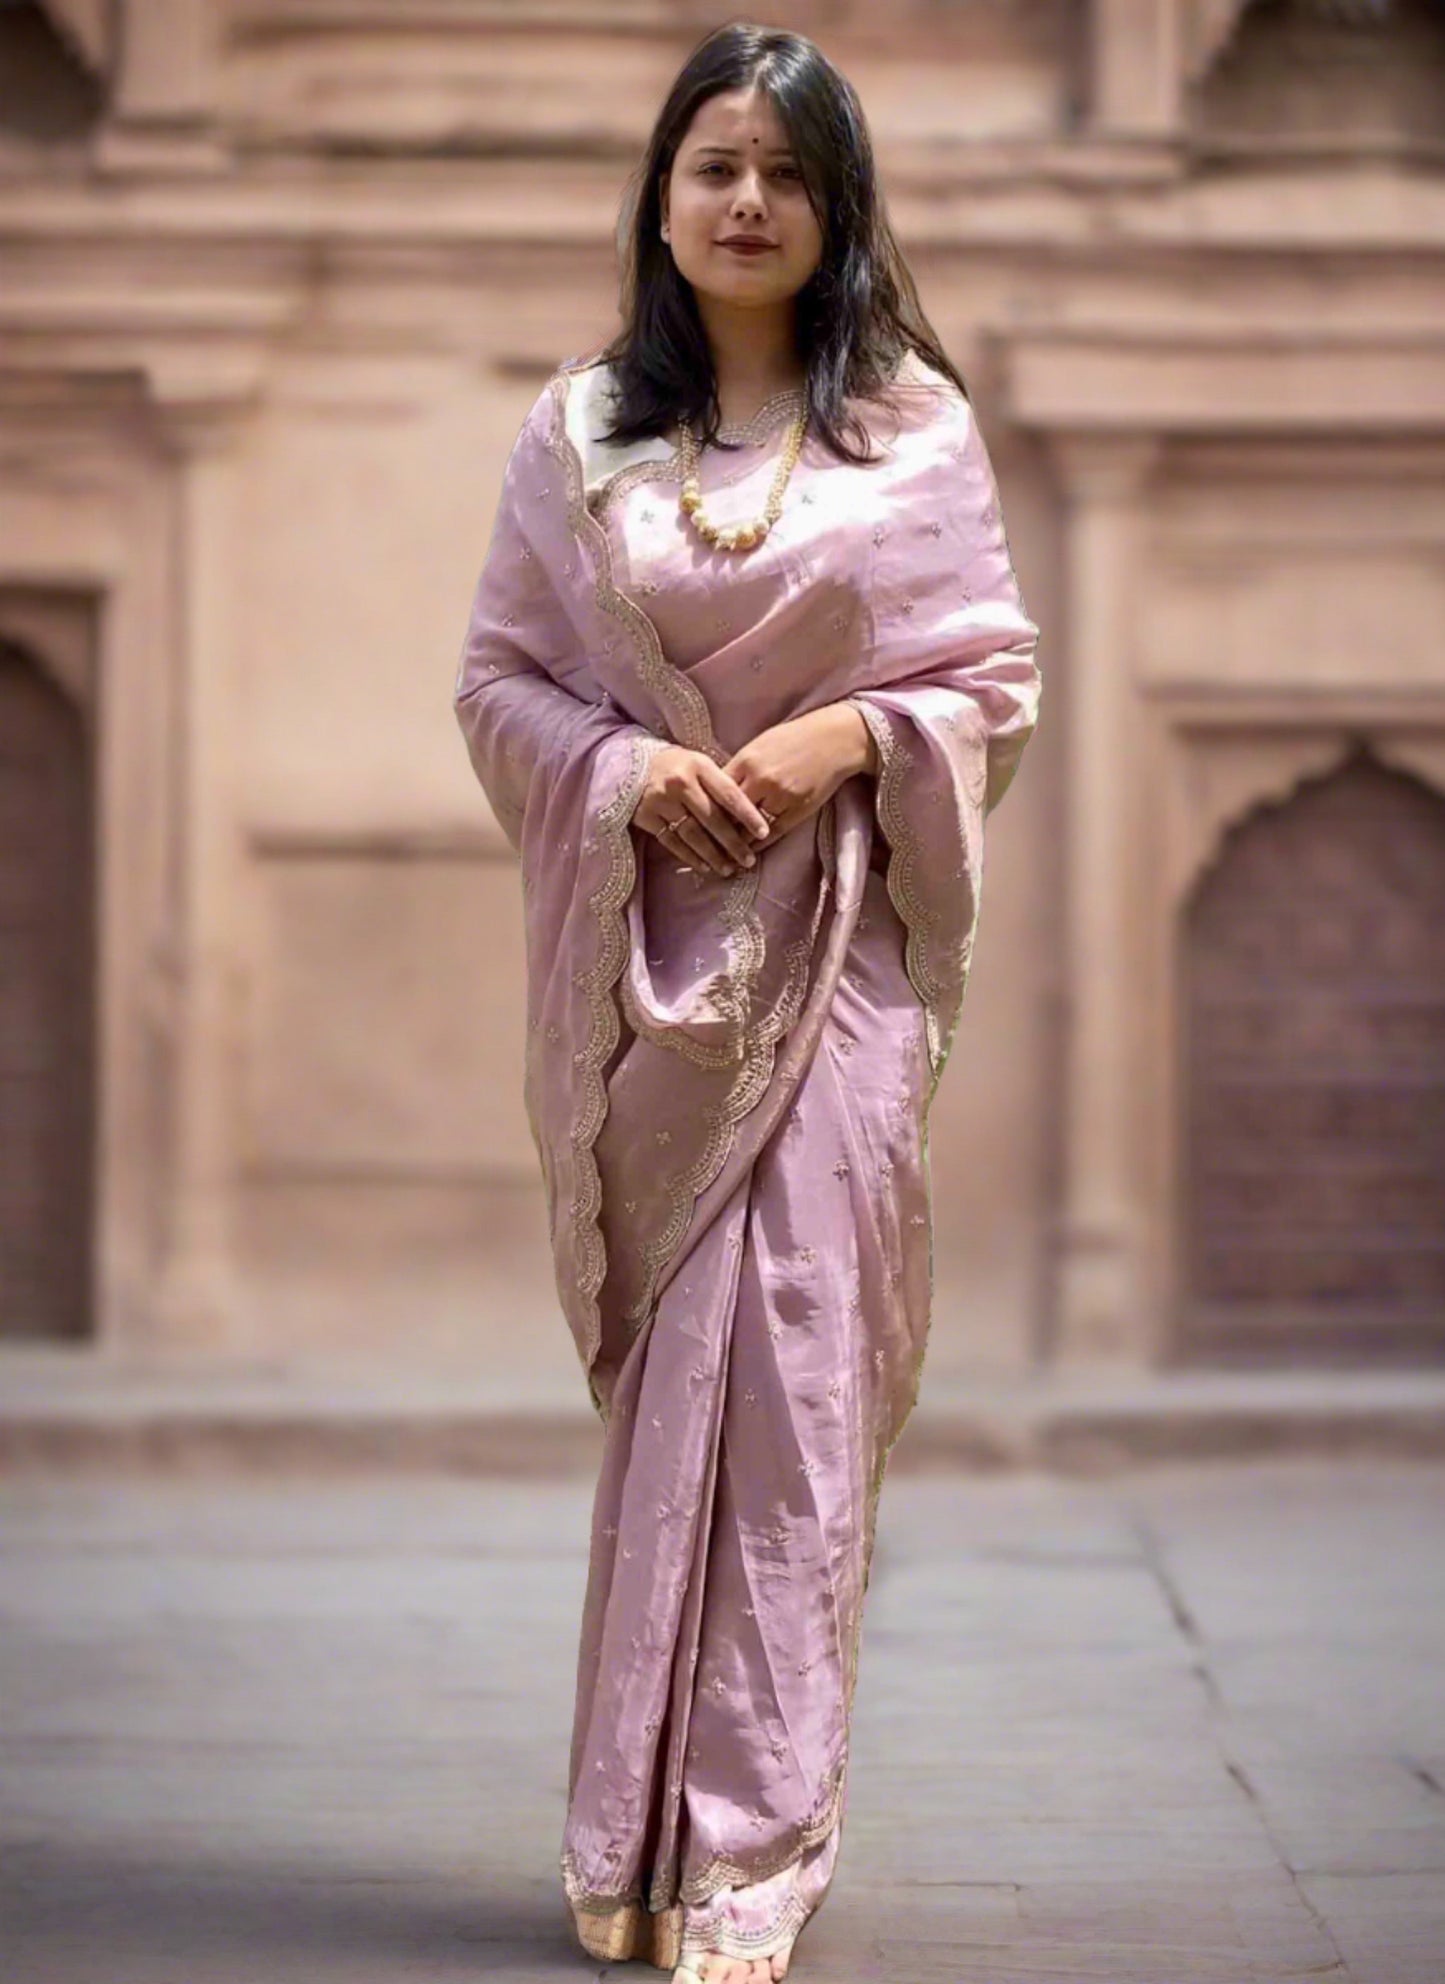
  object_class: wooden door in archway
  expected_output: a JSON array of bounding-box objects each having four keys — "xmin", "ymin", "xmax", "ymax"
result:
[
  {"xmin": 0, "ymin": 641, "xmax": 93, "ymax": 1338},
  {"xmin": 1181, "ymin": 748, "xmax": 1445, "ymax": 1363}
]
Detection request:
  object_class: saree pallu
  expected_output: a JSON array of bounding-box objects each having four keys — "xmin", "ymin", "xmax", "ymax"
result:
[{"xmin": 453, "ymin": 349, "xmax": 1040, "ymax": 1970}]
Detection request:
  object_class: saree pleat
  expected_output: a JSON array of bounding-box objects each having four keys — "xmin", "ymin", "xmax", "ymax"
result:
[
  {"xmin": 453, "ymin": 349, "xmax": 1040, "ymax": 1969},
  {"xmin": 562, "ymin": 850, "xmax": 930, "ymax": 1966}
]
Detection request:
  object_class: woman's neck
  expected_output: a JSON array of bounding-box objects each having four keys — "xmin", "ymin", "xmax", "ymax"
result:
[{"xmin": 696, "ymin": 297, "xmax": 805, "ymax": 427}]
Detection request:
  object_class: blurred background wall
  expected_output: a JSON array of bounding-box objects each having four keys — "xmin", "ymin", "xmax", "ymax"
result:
[{"xmin": 0, "ymin": 0, "xmax": 1441, "ymax": 1390}]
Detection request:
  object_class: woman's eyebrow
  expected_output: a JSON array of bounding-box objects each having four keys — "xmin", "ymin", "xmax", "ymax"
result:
[{"xmin": 691, "ymin": 143, "xmax": 797, "ymax": 158}]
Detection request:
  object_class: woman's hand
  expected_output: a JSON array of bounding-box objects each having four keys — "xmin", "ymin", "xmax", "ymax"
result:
[
  {"xmin": 720, "ymin": 703, "xmax": 877, "ymax": 847},
  {"xmin": 632, "ymin": 744, "xmax": 774, "ymax": 878}
]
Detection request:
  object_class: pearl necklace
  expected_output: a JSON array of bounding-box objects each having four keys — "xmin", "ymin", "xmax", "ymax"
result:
[{"xmin": 676, "ymin": 405, "xmax": 808, "ymax": 554}]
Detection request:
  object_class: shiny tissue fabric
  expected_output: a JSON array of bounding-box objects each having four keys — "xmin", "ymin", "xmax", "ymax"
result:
[{"xmin": 453, "ymin": 349, "xmax": 1040, "ymax": 1968}]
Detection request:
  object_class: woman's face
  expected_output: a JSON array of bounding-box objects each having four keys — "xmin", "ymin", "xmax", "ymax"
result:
[{"xmin": 660, "ymin": 85, "xmax": 824, "ymax": 313}]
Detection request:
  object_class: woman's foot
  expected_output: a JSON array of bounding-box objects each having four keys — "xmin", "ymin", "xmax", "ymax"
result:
[{"xmin": 674, "ymin": 1936, "xmax": 795, "ymax": 1984}]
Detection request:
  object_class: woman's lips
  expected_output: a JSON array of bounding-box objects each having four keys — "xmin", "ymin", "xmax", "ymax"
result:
[{"xmin": 719, "ymin": 241, "xmax": 775, "ymax": 256}]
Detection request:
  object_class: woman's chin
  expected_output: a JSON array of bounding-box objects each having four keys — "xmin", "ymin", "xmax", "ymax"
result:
[{"xmin": 690, "ymin": 274, "xmax": 800, "ymax": 311}]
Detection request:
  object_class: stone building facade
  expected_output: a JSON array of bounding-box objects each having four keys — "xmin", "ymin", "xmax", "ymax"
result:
[{"xmin": 1, "ymin": 0, "xmax": 1442, "ymax": 1383}]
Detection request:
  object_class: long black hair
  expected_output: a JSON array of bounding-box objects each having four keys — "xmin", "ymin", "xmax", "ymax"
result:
[{"xmin": 590, "ymin": 21, "xmax": 967, "ymax": 463}]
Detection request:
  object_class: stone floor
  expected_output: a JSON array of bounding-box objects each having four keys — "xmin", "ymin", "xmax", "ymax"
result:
[{"xmin": 1, "ymin": 1460, "xmax": 1442, "ymax": 1982}]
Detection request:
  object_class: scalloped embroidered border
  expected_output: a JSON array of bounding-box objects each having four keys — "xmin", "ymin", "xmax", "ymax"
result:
[
  {"xmin": 543, "ymin": 365, "xmax": 903, "ymax": 1947},
  {"xmin": 616, "ymin": 759, "xmax": 837, "ymax": 1077},
  {"xmin": 616, "ymin": 842, "xmax": 764, "ymax": 1072},
  {"xmin": 562, "ymin": 1750, "xmax": 847, "ymax": 1925},
  {"xmin": 560, "ymin": 923, "xmax": 927, "ymax": 1948},
  {"xmin": 566, "ymin": 1367, "xmax": 915, "ymax": 1946},
  {"xmin": 619, "ymin": 960, "xmax": 746, "ymax": 1070},
  {"xmin": 676, "ymin": 1748, "xmax": 847, "ymax": 1906},
  {"xmin": 560, "ymin": 727, "xmax": 672, "ymax": 1392},
  {"xmin": 590, "ymin": 444, "xmax": 775, "ymax": 520},
  {"xmin": 715, "ymin": 385, "xmax": 808, "ymax": 443},
  {"xmin": 619, "ymin": 922, "xmax": 816, "ymax": 1328},
  {"xmin": 844, "ymin": 693, "xmax": 972, "ymax": 1082},
  {"xmin": 681, "ymin": 1890, "xmax": 811, "ymax": 1962},
  {"xmin": 556, "ymin": 358, "xmax": 825, "ymax": 1078},
  {"xmin": 549, "ymin": 359, "xmax": 815, "ymax": 1330},
  {"xmin": 550, "ymin": 364, "xmax": 763, "ymax": 1052},
  {"xmin": 620, "ymin": 800, "xmax": 837, "ymax": 1329},
  {"xmin": 589, "ymin": 448, "xmax": 682, "ymax": 522},
  {"xmin": 550, "ymin": 367, "xmax": 712, "ymax": 758}
]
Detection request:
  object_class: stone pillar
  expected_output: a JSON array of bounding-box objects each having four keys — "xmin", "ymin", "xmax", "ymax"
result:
[
  {"xmin": 150, "ymin": 386, "xmax": 251, "ymax": 1351},
  {"xmin": 97, "ymin": 0, "xmax": 226, "ymax": 174},
  {"xmin": 1090, "ymin": 0, "xmax": 1184, "ymax": 136},
  {"xmin": 1050, "ymin": 433, "xmax": 1160, "ymax": 1366}
]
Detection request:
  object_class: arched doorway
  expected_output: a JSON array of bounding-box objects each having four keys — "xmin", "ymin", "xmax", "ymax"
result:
[
  {"xmin": 1181, "ymin": 746, "xmax": 1445, "ymax": 1363},
  {"xmin": 0, "ymin": 640, "xmax": 93, "ymax": 1338}
]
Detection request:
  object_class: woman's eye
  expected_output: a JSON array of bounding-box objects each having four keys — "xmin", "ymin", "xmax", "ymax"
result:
[{"xmin": 697, "ymin": 162, "xmax": 801, "ymax": 179}]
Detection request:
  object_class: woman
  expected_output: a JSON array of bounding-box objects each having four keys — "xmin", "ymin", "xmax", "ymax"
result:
[{"xmin": 453, "ymin": 23, "xmax": 1040, "ymax": 1984}]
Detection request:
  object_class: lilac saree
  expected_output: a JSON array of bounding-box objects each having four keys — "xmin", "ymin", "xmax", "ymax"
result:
[{"xmin": 453, "ymin": 348, "xmax": 1040, "ymax": 1970}]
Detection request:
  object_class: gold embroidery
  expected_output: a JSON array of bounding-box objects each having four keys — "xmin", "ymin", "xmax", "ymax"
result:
[
  {"xmin": 716, "ymin": 386, "xmax": 808, "ymax": 443},
  {"xmin": 550, "ymin": 368, "xmax": 714, "ymax": 756},
  {"xmin": 620, "ymin": 915, "xmax": 818, "ymax": 1328},
  {"xmin": 564, "ymin": 1678, "xmax": 851, "ymax": 1928},
  {"xmin": 543, "ymin": 367, "xmax": 780, "ymax": 1405},
  {"xmin": 676, "ymin": 1755, "xmax": 848, "ymax": 1906},
  {"xmin": 537, "ymin": 726, "xmax": 664, "ymax": 1400},
  {"xmin": 568, "ymin": 1894, "xmax": 683, "ymax": 1969},
  {"xmin": 589, "ymin": 452, "xmax": 680, "ymax": 517},
  {"xmin": 589, "ymin": 445, "xmax": 776, "ymax": 521},
  {"xmin": 554, "ymin": 364, "xmax": 955, "ymax": 1957},
  {"xmin": 586, "ymin": 389, "xmax": 806, "ymax": 520},
  {"xmin": 680, "ymin": 1892, "xmax": 812, "ymax": 1963},
  {"xmin": 554, "ymin": 362, "xmax": 772, "ymax": 1083},
  {"xmin": 619, "ymin": 969, "xmax": 748, "ymax": 1069},
  {"xmin": 620, "ymin": 800, "xmax": 838, "ymax": 1319},
  {"xmin": 844, "ymin": 693, "xmax": 971, "ymax": 1077}
]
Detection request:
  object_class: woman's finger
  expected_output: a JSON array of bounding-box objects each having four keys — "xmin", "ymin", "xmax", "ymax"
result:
[
  {"xmin": 687, "ymin": 789, "xmax": 760, "ymax": 869},
  {"xmin": 697, "ymin": 761, "xmax": 773, "ymax": 842},
  {"xmin": 657, "ymin": 821, "xmax": 698, "ymax": 873},
  {"xmin": 673, "ymin": 811, "xmax": 735, "ymax": 876},
  {"xmin": 655, "ymin": 790, "xmax": 748, "ymax": 873}
]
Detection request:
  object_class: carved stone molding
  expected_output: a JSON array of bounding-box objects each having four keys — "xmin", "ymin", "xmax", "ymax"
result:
[
  {"xmin": 1186, "ymin": 0, "xmax": 1252, "ymax": 82},
  {"xmin": 1169, "ymin": 729, "xmax": 1369, "ymax": 913},
  {"xmin": 0, "ymin": 589, "xmax": 96, "ymax": 715},
  {"xmin": 1050, "ymin": 431, "xmax": 1163, "ymax": 504},
  {"xmin": 1373, "ymin": 735, "xmax": 1445, "ymax": 795},
  {"xmin": 39, "ymin": 0, "xmax": 112, "ymax": 76},
  {"xmin": 1191, "ymin": 0, "xmax": 1445, "ymax": 149},
  {"xmin": 1000, "ymin": 330, "xmax": 1445, "ymax": 437},
  {"xmin": 1090, "ymin": 0, "xmax": 1186, "ymax": 135},
  {"xmin": 1175, "ymin": 737, "xmax": 1445, "ymax": 1361},
  {"xmin": 138, "ymin": 349, "xmax": 269, "ymax": 458},
  {"xmin": 1146, "ymin": 698, "xmax": 1445, "ymax": 914},
  {"xmin": 1129, "ymin": 698, "xmax": 1445, "ymax": 1363}
]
